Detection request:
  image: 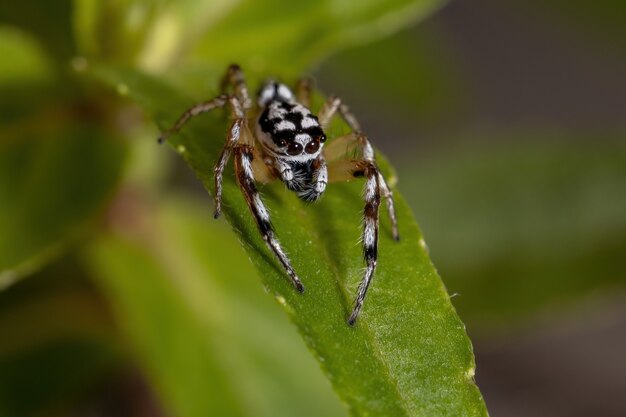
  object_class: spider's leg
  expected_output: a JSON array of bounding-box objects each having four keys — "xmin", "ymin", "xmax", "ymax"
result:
[
  {"xmin": 318, "ymin": 96, "xmax": 361, "ymax": 132},
  {"xmin": 157, "ymin": 95, "xmax": 229, "ymax": 144},
  {"xmin": 220, "ymin": 64, "xmax": 252, "ymax": 109},
  {"xmin": 327, "ymin": 159, "xmax": 381, "ymax": 325},
  {"xmin": 325, "ymin": 133, "xmax": 399, "ymax": 241},
  {"xmin": 234, "ymin": 145, "xmax": 304, "ymax": 292},
  {"xmin": 295, "ymin": 76, "xmax": 313, "ymax": 108},
  {"xmin": 213, "ymin": 116, "xmax": 244, "ymax": 218}
]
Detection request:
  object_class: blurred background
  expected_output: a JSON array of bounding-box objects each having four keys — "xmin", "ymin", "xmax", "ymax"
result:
[{"xmin": 1, "ymin": 0, "xmax": 625, "ymax": 416}]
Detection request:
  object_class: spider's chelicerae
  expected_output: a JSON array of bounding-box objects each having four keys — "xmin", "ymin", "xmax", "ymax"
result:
[{"xmin": 158, "ymin": 64, "xmax": 399, "ymax": 325}]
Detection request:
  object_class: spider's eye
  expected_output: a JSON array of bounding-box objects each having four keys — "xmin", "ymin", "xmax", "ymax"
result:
[
  {"xmin": 305, "ymin": 140, "xmax": 320, "ymax": 154},
  {"xmin": 287, "ymin": 142, "xmax": 303, "ymax": 155},
  {"xmin": 319, "ymin": 134, "xmax": 327, "ymax": 143},
  {"xmin": 277, "ymin": 139, "xmax": 287, "ymax": 147}
]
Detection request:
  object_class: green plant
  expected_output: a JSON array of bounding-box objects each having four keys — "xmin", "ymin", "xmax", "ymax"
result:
[{"xmin": 0, "ymin": 1, "xmax": 488, "ymax": 416}]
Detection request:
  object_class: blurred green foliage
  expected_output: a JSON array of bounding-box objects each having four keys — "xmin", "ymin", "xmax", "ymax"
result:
[
  {"xmin": 2, "ymin": 0, "xmax": 625, "ymax": 415},
  {"xmin": 399, "ymin": 139, "xmax": 626, "ymax": 327},
  {"xmin": 0, "ymin": 0, "xmax": 491, "ymax": 416},
  {"xmin": 88, "ymin": 198, "xmax": 350, "ymax": 417},
  {"xmin": 0, "ymin": 124, "xmax": 126, "ymax": 285}
]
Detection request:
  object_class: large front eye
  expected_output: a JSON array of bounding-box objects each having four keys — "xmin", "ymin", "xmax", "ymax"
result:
[
  {"xmin": 287, "ymin": 142, "xmax": 303, "ymax": 155},
  {"xmin": 305, "ymin": 140, "xmax": 320, "ymax": 154}
]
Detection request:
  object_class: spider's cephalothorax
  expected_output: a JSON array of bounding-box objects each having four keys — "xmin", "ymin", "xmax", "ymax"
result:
[
  {"xmin": 256, "ymin": 82, "xmax": 328, "ymax": 201},
  {"xmin": 158, "ymin": 64, "xmax": 399, "ymax": 325}
]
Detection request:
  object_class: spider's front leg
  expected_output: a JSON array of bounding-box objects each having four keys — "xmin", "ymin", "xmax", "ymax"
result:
[
  {"xmin": 327, "ymin": 158, "xmax": 382, "ymax": 325},
  {"xmin": 234, "ymin": 145, "xmax": 304, "ymax": 292},
  {"xmin": 325, "ymin": 132, "xmax": 400, "ymax": 325},
  {"xmin": 326, "ymin": 133, "xmax": 399, "ymax": 241}
]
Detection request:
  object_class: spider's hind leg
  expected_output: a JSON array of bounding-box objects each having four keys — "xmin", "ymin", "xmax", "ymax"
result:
[
  {"xmin": 295, "ymin": 76, "xmax": 314, "ymax": 108},
  {"xmin": 157, "ymin": 95, "xmax": 229, "ymax": 144},
  {"xmin": 221, "ymin": 63, "xmax": 252, "ymax": 109}
]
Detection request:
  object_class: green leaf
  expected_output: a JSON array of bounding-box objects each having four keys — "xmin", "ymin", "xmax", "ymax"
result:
[
  {"xmin": 85, "ymin": 197, "xmax": 348, "ymax": 417},
  {"xmin": 0, "ymin": 0, "xmax": 76, "ymax": 62},
  {"xmin": 398, "ymin": 138, "xmax": 626, "ymax": 326},
  {"xmin": 315, "ymin": 24, "xmax": 465, "ymax": 129},
  {"xmin": 0, "ymin": 120, "xmax": 127, "ymax": 287},
  {"xmin": 0, "ymin": 259, "xmax": 119, "ymax": 417},
  {"xmin": 0, "ymin": 25, "xmax": 54, "ymax": 87},
  {"xmin": 70, "ymin": 0, "xmax": 447, "ymax": 77},
  {"xmin": 187, "ymin": 0, "xmax": 447, "ymax": 76},
  {"xmin": 92, "ymin": 67, "xmax": 487, "ymax": 416}
]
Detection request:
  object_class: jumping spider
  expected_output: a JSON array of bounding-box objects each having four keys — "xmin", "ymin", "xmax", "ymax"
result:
[{"xmin": 158, "ymin": 64, "xmax": 399, "ymax": 325}]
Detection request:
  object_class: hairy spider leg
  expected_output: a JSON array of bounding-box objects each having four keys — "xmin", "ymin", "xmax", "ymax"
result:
[
  {"xmin": 323, "ymin": 128, "xmax": 399, "ymax": 241},
  {"xmin": 326, "ymin": 158, "xmax": 382, "ymax": 325},
  {"xmin": 234, "ymin": 145, "xmax": 304, "ymax": 292},
  {"xmin": 157, "ymin": 94, "xmax": 229, "ymax": 144},
  {"xmin": 158, "ymin": 93, "xmax": 247, "ymax": 218},
  {"xmin": 221, "ymin": 64, "xmax": 252, "ymax": 110},
  {"xmin": 295, "ymin": 76, "xmax": 314, "ymax": 108},
  {"xmin": 323, "ymin": 134, "xmax": 400, "ymax": 325},
  {"xmin": 318, "ymin": 96, "xmax": 361, "ymax": 132},
  {"xmin": 212, "ymin": 95, "xmax": 250, "ymax": 218},
  {"xmin": 160, "ymin": 66, "xmax": 303, "ymax": 293}
]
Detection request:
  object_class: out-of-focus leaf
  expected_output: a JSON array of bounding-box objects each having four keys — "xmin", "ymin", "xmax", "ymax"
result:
[
  {"xmin": 0, "ymin": 26, "xmax": 54, "ymax": 87},
  {"xmin": 189, "ymin": 0, "xmax": 447, "ymax": 77},
  {"xmin": 91, "ymin": 67, "xmax": 487, "ymax": 416},
  {"xmin": 399, "ymin": 139, "xmax": 626, "ymax": 326},
  {"xmin": 0, "ymin": 121, "xmax": 127, "ymax": 288},
  {"xmin": 0, "ymin": 260, "xmax": 119, "ymax": 417},
  {"xmin": 86, "ymin": 197, "xmax": 348, "ymax": 417},
  {"xmin": 315, "ymin": 24, "xmax": 464, "ymax": 130},
  {"xmin": 0, "ymin": 0, "xmax": 75, "ymax": 62},
  {"xmin": 0, "ymin": 340, "xmax": 118, "ymax": 417},
  {"xmin": 73, "ymin": 0, "xmax": 169, "ymax": 66},
  {"xmin": 71, "ymin": 0, "xmax": 447, "ymax": 78}
]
